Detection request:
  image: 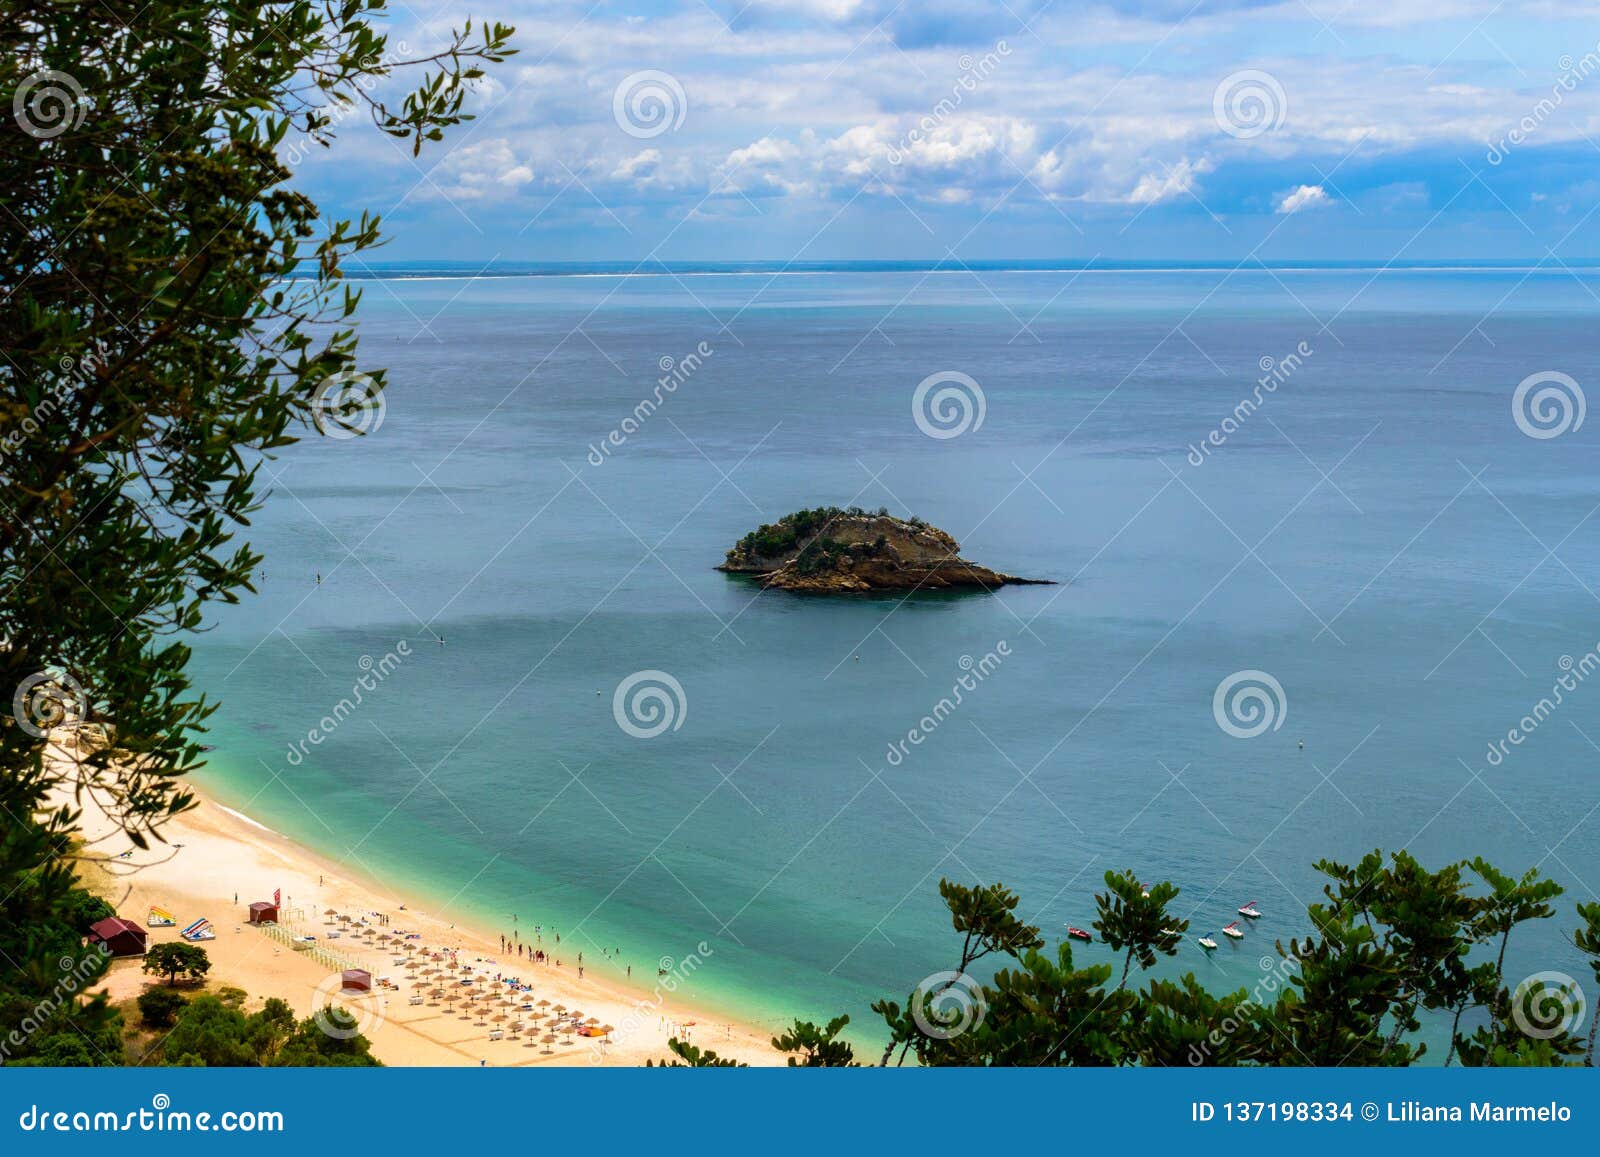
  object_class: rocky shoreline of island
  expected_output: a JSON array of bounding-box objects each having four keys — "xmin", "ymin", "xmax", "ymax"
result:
[{"xmin": 718, "ymin": 507, "xmax": 1053, "ymax": 593}]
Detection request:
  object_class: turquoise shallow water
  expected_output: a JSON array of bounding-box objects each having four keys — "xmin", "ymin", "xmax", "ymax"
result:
[{"xmin": 188, "ymin": 267, "xmax": 1600, "ymax": 1052}]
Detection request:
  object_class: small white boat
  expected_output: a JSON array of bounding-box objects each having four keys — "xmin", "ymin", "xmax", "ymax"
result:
[
  {"xmin": 1222, "ymin": 921, "xmax": 1244, "ymax": 940},
  {"xmin": 1237, "ymin": 900, "xmax": 1262, "ymax": 919},
  {"xmin": 1198, "ymin": 936, "xmax": 1218, "ymax": 950}
]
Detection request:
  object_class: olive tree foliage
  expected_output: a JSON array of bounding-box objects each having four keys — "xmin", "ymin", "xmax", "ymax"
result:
[
  {"xmin": 699, "ymin": 851, "xmax": 1590, "ymax": 1069},
  {"xmin": 0, "ymin": 1, "xmax": 512, "ymax": 1060},
  {"xmin": 1, "ymin": 2, "xmax": 513, "ymax": 823}
]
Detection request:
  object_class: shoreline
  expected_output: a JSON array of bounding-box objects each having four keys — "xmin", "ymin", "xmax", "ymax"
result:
[{"xmin": 55, "ymin": 737, "xmax": 785, "ymax": 1066}]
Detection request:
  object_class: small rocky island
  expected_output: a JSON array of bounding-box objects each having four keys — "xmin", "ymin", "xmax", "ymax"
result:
[{"xmin": 718, "ymin": 507, "xmax": 1052, "ymax": 593}]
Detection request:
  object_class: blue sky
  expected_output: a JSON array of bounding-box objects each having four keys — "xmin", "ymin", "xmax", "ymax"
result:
[{"xmin": 298, "ymin": 1, "xmax": 1600, "ymax": 261}]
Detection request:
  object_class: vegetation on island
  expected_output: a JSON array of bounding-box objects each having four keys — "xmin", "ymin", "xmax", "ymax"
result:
[
  {"xmin": 729, "ymin": 506, "xmax": 901, "ymax": 562},
  {"xmin": 0, "ymin": 2, "xmax": 512, "ymax": 1065},
  {"xmin": 722, "ymin": 506, "xmax": 1037, "ymax": 591},
  {"xmin": 661, "ymin": 855, "xmax": 1600, "ymax": 1068}
]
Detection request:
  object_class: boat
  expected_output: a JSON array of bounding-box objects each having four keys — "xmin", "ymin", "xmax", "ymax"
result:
[
  {"xmin": 147, "ymin": 906, "xmax": 176, "ymax": 928},
  {"xmin": 1237, "ymin": 900, "xmax": 1262, "ymax": 918},
  {"xmin": 1198, "ymin": 936, "xmax": 1218, "ymax": 950},
  {"xmin": 1066, "ymin": 926, "xmax": 1092, "ymax": 942},
  {"xmin": 180, "ymin": 917, "xmax": 215, "ymax": 942},
  {"xmin": 1221, "ymin": 921, "xmax": 1244, "ymax": 940},
  {"xmin": 1139, "ymin": 882, "xmax": 1150, "ymax": 898}
]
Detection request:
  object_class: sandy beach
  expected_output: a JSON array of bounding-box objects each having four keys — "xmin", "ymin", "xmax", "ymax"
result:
[{"xmin": 54, "ymin": 736, "xmax": 785, "ymax": 1066}]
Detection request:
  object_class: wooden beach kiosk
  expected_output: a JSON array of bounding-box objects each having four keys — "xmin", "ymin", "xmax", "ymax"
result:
[
  {"xmin": 247, "ymin": 900, "xmax": 279, "ymax": 925},
  {"xmin": 87, "ymin": 916, "xmax": 148, "ymax": 957},
  {"xmin": 341, "ymin": 968, "xmax": 372, "ymax": 993}
]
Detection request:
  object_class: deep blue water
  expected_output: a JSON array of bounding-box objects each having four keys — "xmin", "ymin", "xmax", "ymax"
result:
[{"xmin": 189, "ymin": 267, "xmax": 1600, "ymax": 1053}]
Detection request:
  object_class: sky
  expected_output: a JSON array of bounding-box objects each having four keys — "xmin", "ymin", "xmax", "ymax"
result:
[{"xmin": 295, "ymin": 1, "xmax": 1600, "ymax": 262}]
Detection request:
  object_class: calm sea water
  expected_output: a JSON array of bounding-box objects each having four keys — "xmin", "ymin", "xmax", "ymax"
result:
[{"xmin": 189, "ymin": 267, "xmax": 1600, "ymax": 1053}]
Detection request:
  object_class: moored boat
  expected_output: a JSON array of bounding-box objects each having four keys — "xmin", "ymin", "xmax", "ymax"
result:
[
  {"xmin": 1238, "ymin": 900, "xmax": 1262, "ymax": 918},
  {"xmin": 1066, "ymin": 926, "xmax": 1092, "ymax": 942},
  {"xmin": 1222, "ymin": 921, "xmax": 1244, "ymax": 940}
]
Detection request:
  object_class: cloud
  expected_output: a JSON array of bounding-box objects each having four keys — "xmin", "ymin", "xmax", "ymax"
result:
[
  {"xmin": 1127, "ymin": 158, "xmax": 1216, "ymax": 205},
  {"xmin": 287, "ymin": 0, "xmax": 1600, "ymax": 253},
  {"xmin": 429, "ymin": 139, "xmax": 534, "ymax": 200},
  {"xmin": 611, "ymin": 149, "xmax": 662, "ymax": 181},
  {"xmin": 1275, "ymin": 184, "xmax": 1330, "ymax": 213}
]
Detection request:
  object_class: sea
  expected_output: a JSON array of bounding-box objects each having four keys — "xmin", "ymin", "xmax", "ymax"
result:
[{"xmin": 187, "ymin": 262, "xmax": 1600, "ymax": 1057}]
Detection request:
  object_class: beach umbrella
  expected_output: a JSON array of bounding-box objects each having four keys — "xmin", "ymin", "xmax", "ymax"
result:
[
  {"xmin": 585, "ymin": 1016, "xmax": 599, "ymax": 1025},
  {"xmin": 536, "ymin": 999, "xmax": 550, "ymax": 1008}
]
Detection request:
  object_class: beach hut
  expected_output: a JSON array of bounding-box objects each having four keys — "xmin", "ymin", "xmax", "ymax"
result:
[
  {"xmin": 87, "ymin": 917, "xmax": 147, "ymax": 957},
  {"xmin": 248, "ymin": 900, "xmax": 279, "ymax": 924},
  {"xmin": 341, "ymin": 968, "xmax": 372, "ymax": 993}
]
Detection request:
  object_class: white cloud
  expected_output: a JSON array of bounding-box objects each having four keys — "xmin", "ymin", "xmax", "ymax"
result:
[
  {"xmin": 1275, "ymin": 184, "xmax": 1330, "ymax": 214},
  {"xmin": 612, "ymin": 149, "xmax": 662, "ymax": 180},
  {"xmin": 300, "ymin": 1, "xmax": 1600, "ymax": 230},
  {"xmin": 1127, "ymin": 157, "xmax": 1215, "ymax": 205},
  {"xmin": 431, "ymin": 139, "xmax": 534, "ymax": 200}
]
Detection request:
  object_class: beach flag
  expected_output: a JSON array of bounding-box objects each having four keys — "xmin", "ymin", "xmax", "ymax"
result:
[
  {"xmin": 273, "ymin": 888, "xmax": 281, "ymax": 907},
  {"xmin": 147, "ymin": 906, "xmax": 176, "ymax": 927}
]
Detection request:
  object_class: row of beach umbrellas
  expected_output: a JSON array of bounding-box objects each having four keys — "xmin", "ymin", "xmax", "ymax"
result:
[{"xmin": 317, "ymin": 907, "xmax": 620, "ymax": 1056}]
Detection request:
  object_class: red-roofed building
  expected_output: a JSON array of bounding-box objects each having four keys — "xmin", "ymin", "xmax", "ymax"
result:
[
  {"xmin": 341, "ymin": 968, "xmax": 372, "ymax": 993},
  {"xmin": 87, "ymin": 917, "xmax": 147, "ymax": 957},
  {"xmin": 248, "ymin": 901, "xmax": 279, "ymax": 924}
]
